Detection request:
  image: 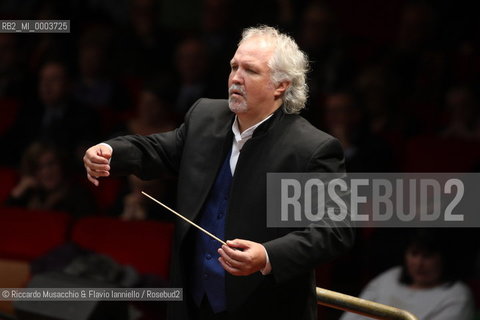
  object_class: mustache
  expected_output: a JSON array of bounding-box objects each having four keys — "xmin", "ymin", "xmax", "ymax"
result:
[{"xmin": 228, "ymin": 84, "xmax": 246, "ymax": 97}]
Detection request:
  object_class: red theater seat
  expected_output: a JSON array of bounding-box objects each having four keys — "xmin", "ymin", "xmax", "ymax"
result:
[
  {"xmin": 86, "ymin": 177, "xmax": 125, "ymax": 214},
  {"xmin": 0, "ymin": 207, "xmax": 71, "ymax": 261},
  {"xmin": 71, "ymin": 216, "xmax": 174, "ymax": 278}
]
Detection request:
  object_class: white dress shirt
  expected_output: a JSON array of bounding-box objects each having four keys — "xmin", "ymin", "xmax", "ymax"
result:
[
  {"xmin": 229, "ymin": 115, "xmax": 272, "ymax": 175},
  {"xmin": 230, "ymin": 115, "xmax": 273, "ymax": 275}
]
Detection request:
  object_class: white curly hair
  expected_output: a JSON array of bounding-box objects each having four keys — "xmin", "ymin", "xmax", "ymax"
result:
[{"xmin": 239, "ymin": 25, "xmax": 310, "ymax": 114}]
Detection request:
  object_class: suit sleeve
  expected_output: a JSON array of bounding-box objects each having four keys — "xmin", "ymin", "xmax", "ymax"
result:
[{"xmin": 263, "ymin": 137, "xmax": 355, "ymax": 284}]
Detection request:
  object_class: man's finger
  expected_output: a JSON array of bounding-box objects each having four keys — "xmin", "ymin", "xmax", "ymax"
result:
[
  {"xmin": 84, "ymin": 160, "xmax": 110, "ymax": 172},
  {"xmin": 87, "ymin": 173, "xmax": 99, "ymax": 187},
  {"xmin": 218, "ymin": 257, "xmax": 243, "ymax": 276},
  {"xmin": 221, "ymin": 244, "xmax": 247, "ymax": 262},
  {"xmin": 86, "ymin": 167, "xmax": 109, "ymax": 178},
  {"xmin": 227, "ymin": 239, "xmax": 251, "ymax": 249},
  {"xmin": 218, "ymin": 248, "xmax": 243, "ymax": 268},
  {"xmin": 85, "ymin": 154, "xmax": 110, "ymax": 165}
]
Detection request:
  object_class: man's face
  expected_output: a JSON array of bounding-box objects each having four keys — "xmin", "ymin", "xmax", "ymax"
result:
[{"xmin": 228, "ymin": 37, "xmax": 277, "ymax": 114}]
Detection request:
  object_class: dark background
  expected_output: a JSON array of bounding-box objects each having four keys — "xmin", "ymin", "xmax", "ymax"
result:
[{"xmin": 0, "ymin": 0, "xmax": 480, "ymax": 319}]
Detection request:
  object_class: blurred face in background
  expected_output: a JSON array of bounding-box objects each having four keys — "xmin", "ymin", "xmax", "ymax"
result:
[
  {"xmin": 324, "ymin": 93, "xmax": 360, "ymax": 130},
  {"xmin": 35, "ymin": 151, "xmax": 64, "ymax": 191},
  {"xmin": 137, "ymin": 90, "xmax": 168, "ymax": 125},
  {"xmin": 130, "ymin": 0, "xmax": 156, "ymax": 36},
  {"xmin": 202, "ymin": 0, "xmax": 230, "ymax": 32},
  {"xmin": 79, "ymin": 46, "xmax": 104, "ymax": 79},
  {"xmin": 405, "ymin": 245, "xmax": 443, "ymax": 288},
  {"xmin": 0, "ymin": 34, "xmax": 16, "ymax": 72},
  {"xmin": 446, "ymin": 87, "xmax": 477, "ymax": 125},
  {"xmin": 300, "ymin": 3, "xmax": 334, "ymax": 49},
  {"xmin": 38, "ymin": 63, "xmax": 68, "ymax": 106},
  {"xmin": 176, "ymin": 38, "xmax": 208, "ymax": 84},
  {"xmin": 398, "ymin": 3, "xmax": 434, "ymax": 51}
]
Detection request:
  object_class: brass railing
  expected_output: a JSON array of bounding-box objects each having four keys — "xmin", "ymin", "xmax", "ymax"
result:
[{"xmin": 316, "ymin": 287, "xmax": 419, "ymax": 320}]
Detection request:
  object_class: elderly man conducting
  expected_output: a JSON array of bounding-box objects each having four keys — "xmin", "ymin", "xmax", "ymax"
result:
[{"xmin": 84, "ymin": 26, "xmax": 353, "ymax": 320}]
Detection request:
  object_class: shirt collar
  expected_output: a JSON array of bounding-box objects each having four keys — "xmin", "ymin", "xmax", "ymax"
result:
[{"xmin": 232, "ymin": 114, "xmax": 274, "ymax": 142}]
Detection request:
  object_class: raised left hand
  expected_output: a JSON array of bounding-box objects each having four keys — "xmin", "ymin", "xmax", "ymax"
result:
[{"xmin": 218, "ymin": 239, "xmax": 267, "ymax": 276}]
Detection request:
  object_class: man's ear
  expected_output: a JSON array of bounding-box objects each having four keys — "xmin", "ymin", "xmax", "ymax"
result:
[{"xmin": 274, "ymin": 80, "xmax": 290, "ymax": 99}]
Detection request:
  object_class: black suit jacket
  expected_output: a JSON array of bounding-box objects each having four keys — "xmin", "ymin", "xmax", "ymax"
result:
[{"xmin": 107, "ymin": 99, "xmax": 354, "ymax": 320}]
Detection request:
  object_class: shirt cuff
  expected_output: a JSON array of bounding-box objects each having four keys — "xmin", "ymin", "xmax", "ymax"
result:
[{"xmin": 260, "ymin": 245, "xmax": 272, "ymax": 275}]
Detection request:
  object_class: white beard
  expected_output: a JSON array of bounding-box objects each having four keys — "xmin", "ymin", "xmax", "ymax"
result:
[
  {"xmin": 228, "ymin": 96, "xmax": 248, "ymax": 113},
  {"xmin": 228, "ymin": 84, "xmax": 248, "ymax": 113}
]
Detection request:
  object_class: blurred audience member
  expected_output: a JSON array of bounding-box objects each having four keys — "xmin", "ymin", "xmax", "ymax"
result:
[
  {"xmin": 27, "ymin": 1, "xmax": 75, "ymax": 72},
  {"xmin": 340, "ymin": 229, "xmax": 475, "ymax": 320},
  {"xmin": 5, "ymin": 142, "xmax": 96, "ymax": 218},
  {"xmin": 112, "ymin": 83, "xmax": 177, "ymax": 220},
  {"xmin": 73, "ymin": 28, "xmax": 130, "ymax": 113},
  {"xmin": 200, "ymin": 0, "xmax": 237, "ymax": 78},
  {"xmin": 121, "ymin": 175, "xmax": 149, "ymax": 220},
  {"xmin": 323, "ymin": 92, "xmax": 395, "ymax": 172},
  {"xmin": 298, "ymin": 1, "xmax": 336, "ymax": 59},
  {"xmin": 0, "ymin": 34, "xmax": 28, "ymax": 99},
  {"xmin": 113, "ymin": 0, "xmax": 175, "ymax": 78},
  {"xmin": 397, "ymin": 3, "xmax": 436, "ymax": 54},
  {"xmin": 355, "ymin": 64, "xmax": 401, "ymax": 136},
  {"xmin": 391, "ymin": 2, "xmax": 447, "ymax": 112},
  {"xmin": 0, "ymin": 61, "xmax": 100, "ymax": 165},
  {"xmin": 442, "ymin": 86, "xmax": 480, "ymax": 140},
  {"xmin": 297, "ymin": 2, "xmax": 354, "ymax": 97},
  {"xmin": 173, "ymin": 37, "xmax": 224, "ymax": 115},
  {"xmin": 120, "ymin": 175, "xmax": 174, "ymax": 221},
  {"xmin": 114, "ymin": 82, "xmax": 177, "ymax": 136},
  {"xmin": 37, "ymin": 61, "xmax": 100, "ymax": 158},
  {"xmin": 0, "ymin": 34, "xmax": 31, "ymax": 150}
]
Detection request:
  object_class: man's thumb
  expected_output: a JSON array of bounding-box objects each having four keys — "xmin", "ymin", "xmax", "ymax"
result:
[
  {"xmin": 98, "ymin": 146, "xmax": 112, "ymax": 160},
  {"xmin": 227, "ymin": 239, "xmax": 249, "ymax": 249}
]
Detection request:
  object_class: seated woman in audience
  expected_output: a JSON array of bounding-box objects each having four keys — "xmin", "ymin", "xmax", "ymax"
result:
[
  {"xmin": 340, "ymin": 229, "xmax": 474, "ymax": 320},
  {"xmin": 5, "ymin": 142, "xmax": 96, "ymax": 218}
]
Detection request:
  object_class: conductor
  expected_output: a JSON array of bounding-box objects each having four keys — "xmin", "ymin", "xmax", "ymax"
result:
[{"xmin": 83, "ymin": 25, "xmax": 353, "ymax": 320}]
